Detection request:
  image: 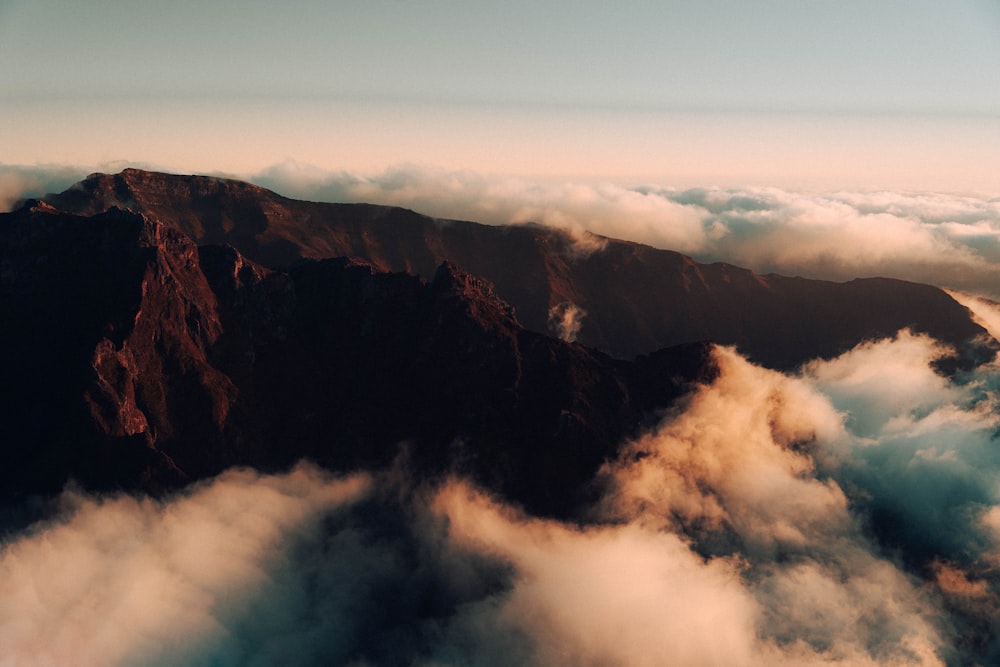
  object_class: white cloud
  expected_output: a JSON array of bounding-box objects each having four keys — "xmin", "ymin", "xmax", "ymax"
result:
[
  {"xmin": 7, "ymin": 164, "xmax": 1000, "ymax": 663},
  {"xmin": 0, "ymin": 465, "xmax": 371, "ymax": 667},
  {"xmin": 800, "ymin": 330, "xmax": 966, "ymax": 438},
  {"xmin": 546, "ymin": 301, "xmax": 586, "ymax": 343},
  {"xmin": 433, "ymin": 473, "xmax": 944, "ymax": 666},
  {"xmin": 434, "ymin": 480, "xmax": 766, "ymax": 667},
  {"xmin": 5, "ymin": 330, "xmax": 997, "ymax": 665},
  {"xmin": 0, "ymin": 165, "xmax": 87, "ymax": 212}
]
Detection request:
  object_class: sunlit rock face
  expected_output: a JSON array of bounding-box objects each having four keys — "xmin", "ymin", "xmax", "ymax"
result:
[{"xmin": 44, "ymin": 169, "xmax": 992, "ymax": 368}]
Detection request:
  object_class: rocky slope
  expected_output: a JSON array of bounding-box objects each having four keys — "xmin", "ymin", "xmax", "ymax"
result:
[{"xmin": 0, "ymin": 202, "xmax": 712, "ymax": 516}]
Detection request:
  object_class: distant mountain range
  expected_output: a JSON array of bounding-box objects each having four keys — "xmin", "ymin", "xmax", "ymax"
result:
[{"xmin": 0, "ymin": 169, "xmax": 993, "ymax": 514}]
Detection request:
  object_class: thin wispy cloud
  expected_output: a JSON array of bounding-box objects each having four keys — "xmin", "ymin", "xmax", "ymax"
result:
[{"xmin": 0, "ymin": 165, "xmax": 87, "ymax": 212}]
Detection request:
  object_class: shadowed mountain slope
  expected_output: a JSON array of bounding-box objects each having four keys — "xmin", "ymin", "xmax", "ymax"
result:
[
  {"xmin": 44, "ymin": 169, "xmax": 991, "ymax": 368},
  {"xmin": 0, "ymin": 202, "xmax": 713, "ymax": 516}
]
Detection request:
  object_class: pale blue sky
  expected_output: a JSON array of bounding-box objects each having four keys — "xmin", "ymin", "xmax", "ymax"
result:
[{"xmin": 1, "ymin": 0, "xmax": 998, "ymax": 190}]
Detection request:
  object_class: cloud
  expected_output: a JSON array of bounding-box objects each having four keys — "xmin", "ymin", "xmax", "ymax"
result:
[
  {"xmin": 663, "ymin": 187, "xmax": 1000, "ymax": 297},
  {"xmin": 0, "ymin": 162, "xmax": 175, "ymax": 213},
  {"xmin": 947, "ymin": 290, "xmax": 1000, "ymax": 343},
  {"xmin": 590, "ymin": 324, "xmax": 1000, "ymax": 663},
  {"xmin": 8, "ymin": 161, "xmax": 1000, "ymax": 296},
  {"xmin": 546, "ymin": 301, "xmax": 586, "ymax": 343},
  {"xmin": 596, "ymin": 344, "xmax": 950, "ymax": 664},
  {"xmin": 0, "ymin": 165, "xmax": 88, "ymax": 212},
  {"xmin": 800, "ymin": 330, "xmax": 965, "ymax": 438},
  {"xmin": 0, "ymin": 465, "xmax": 372, "ymax": 666},
  {"xmin": 434, "ymin": 480, "xmax": 772, "ymax": 667},
  {"xmin": 795, "ymin": 329, "xmax": 1000, "ymax": 659},
  {"xmin": 798, "ymin": 331, "xmax": 1000, "ymax": 563},
  {"xmin": 601, "ymin": 346, "xmax": 848, "ymax": 545},
  {"xmin": 0, "ymin": 450, "xmax": 953, "ymax": 666},
  {"xmin": 432, "ymin": 478, "xmax": 952, "ymax": 667},
  {"xmin": 0, "ymin": 334, "xmax": 990, "ymax": 665}
]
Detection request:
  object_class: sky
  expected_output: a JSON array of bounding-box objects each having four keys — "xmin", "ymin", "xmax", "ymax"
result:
[{"xmin": 2, "ymin": 0, "xmax": 999, "ymax": 191}]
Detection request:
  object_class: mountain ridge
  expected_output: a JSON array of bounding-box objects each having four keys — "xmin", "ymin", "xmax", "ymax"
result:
[{"xmin": 42, "ymin": 168, "xmax": 994, "ymax": 368}]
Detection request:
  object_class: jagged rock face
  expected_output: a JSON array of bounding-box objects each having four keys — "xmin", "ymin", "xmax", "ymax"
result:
[
  {"xmin": 45, "ymin": 169, "xmax": 992, "ymax": 368},
  {"xmin": 0, "ymin": 204, "xmax": 236, "ymax": 496},
  {"xmin": 0, "ymin": 204, "xmax": 713, "ymax": 516},
  {"xmin": 206, "ymin": 253, "xmax": 715, "ymax": 515}
]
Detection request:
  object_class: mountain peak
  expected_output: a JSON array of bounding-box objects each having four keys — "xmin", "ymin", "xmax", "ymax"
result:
[
  {"xmin": 8, "ymin": 198, "xmax": 64, "ymax": 218},
  {"xmin": 431, "ymin": 259, "xmax": 508, "ymax": 304}
]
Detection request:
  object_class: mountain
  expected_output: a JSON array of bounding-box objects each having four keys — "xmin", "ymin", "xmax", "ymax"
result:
[
  {"xmin": 5, "ymin": 168, "xmax": 995, "ymax": 512},
  {"xmin": 0, "ymin": 202, "xmax": 712, "ymax": 516},
  {"xmin": 43, "ymin": 168, "xmax": 992, "ymax": 369}
]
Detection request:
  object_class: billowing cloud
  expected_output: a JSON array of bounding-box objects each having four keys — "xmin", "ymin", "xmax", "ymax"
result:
[
  {"xmin": 0, "ymin": 465, "xmax": 373, "ymax": 666},
  {"xmin": 947, "ymin": 290, "xmax": 1000, "ymax": 343},
  {"xmin": 434, "ymin": 478, "xmax": 950, "ymax": 667},
  {"xmin": 662, "ymin": 187, "xmax": 1000, "ymax": 298},
  {"xmin": 590, "ymin": 319, "xmax": 1000, "ymax": 663},
  {"xmin": 0, "ymin": 463, "xmax": 948, "ymax": 666},
  {"xmin": 598, "ymin": 344, "xmax": 948, "ymax": 664},
  {"xmin": 432, "ymin": 480, "xmax": 765, "ymax": 666}
]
